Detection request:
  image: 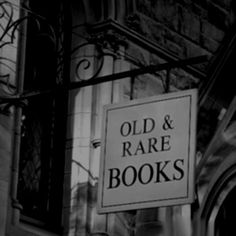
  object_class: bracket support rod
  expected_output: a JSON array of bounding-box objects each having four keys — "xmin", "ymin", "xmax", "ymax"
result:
[{"xmin": 0, "ymin": 55, "xmax": 208, "ymax": 105}]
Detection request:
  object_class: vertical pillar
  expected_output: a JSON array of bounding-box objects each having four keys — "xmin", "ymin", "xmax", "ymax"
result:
[
  {"xmin": 0, "ymin": 112, "xmax": 13, "ymax": 235},
  {"xmin": 67, "ymin": 43, "xmax": 95, "ymax": 235},
  {"xmin": 90, "ymin": 51, "xmax": 114, "ymax": 235},
  {"xmin": 1, "ymin": 0, "xmax": 25, "ymax": 233}
]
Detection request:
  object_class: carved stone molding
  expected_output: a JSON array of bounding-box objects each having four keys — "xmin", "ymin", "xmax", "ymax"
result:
[{"xmin": 88, "ymin": 29, "xmax": 128, "ymax": 54}]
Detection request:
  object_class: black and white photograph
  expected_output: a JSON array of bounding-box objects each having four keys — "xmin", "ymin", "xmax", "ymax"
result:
[{"xmin": 0, "ymin": 1, "xmax": 236, "ymax": 235}]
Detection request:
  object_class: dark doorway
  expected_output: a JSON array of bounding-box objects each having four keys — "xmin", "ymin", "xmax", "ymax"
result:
[{"xmin": 215, "ymin": 187, "xmax": 236, "ymax": 236}]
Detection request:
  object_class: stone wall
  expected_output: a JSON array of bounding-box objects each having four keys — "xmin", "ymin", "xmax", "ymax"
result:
[
  {"xmin": 0, "ymin": 0, "xmax": 20, "ymax": 234},
  {"xmin": 129, "ymin": 0, "xmax": 231, "ymax": 58},
  {"xmin": 0, "ymin": 113, "xmax": 13, "ymax": 235}
]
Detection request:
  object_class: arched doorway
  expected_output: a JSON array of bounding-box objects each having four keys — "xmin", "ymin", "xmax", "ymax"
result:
[
  {"xmin": 196, "ymin": 152, "xmax": 236, "ymax": 236},
  {"xmin": 214, "ymin": 186, "xmax": 236, "ymax": 236},
  {"xmin": 206, "ymin": 175, "xmax": 236, "ymax": 236}
]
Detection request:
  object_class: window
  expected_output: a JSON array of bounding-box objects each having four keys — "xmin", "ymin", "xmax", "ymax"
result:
[{"xmin": 16, "ymin": 0, "xmax": 68, "ymax": 232}]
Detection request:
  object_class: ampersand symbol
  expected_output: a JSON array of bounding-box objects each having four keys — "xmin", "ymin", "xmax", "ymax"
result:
[{"xmin": 162, "ymin": 115, "xmax": 174, "ymax": 130}]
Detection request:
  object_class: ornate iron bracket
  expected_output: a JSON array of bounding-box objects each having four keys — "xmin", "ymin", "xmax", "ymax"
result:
[
  {"xmin": 0, "ymin": 1, "xmax": 60, "ymax": 113},
  {"xmin": 70, "ymin": 28, "xmax": 128, "ymax": 82},
  {"xmin": 0, "ymin": 54, "xmax": 208, "ymax": 105},
  {"xmin": 68, "ymin": 54, "xmax": 208, "ymax": 90},
  {"xmin": 0, "ymin": 1, "xmax": 209, "ymax": 114},
  {"xmin": 0, "ymin": 1, "xmax": 57, "ymax": 85}
]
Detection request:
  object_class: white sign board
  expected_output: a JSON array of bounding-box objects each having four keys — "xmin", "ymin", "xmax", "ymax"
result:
[{"xmin": 97, "ymin": 89, "xmax": 197, "ymax": 213}]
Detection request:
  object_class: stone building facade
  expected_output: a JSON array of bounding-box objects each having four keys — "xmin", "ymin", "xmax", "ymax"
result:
[{"xmin": 0, "ymin": 0, "xmax": 236, "ymax": 236}]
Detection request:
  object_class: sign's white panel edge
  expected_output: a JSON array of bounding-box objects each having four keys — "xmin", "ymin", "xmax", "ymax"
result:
[{"xmin": 97, "ymin": 89, "xmax": 197, "ymax": 214}]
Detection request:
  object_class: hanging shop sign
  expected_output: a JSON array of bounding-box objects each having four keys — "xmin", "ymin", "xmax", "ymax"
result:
[{"xmin": 97, "ymin": 89, "xmax": 197, "ymax": 213}]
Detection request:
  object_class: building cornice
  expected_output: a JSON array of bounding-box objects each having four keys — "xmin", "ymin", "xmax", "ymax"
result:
[{"xmin": 88, "ymin": 18, "xmax": 207, "ymax": 80}]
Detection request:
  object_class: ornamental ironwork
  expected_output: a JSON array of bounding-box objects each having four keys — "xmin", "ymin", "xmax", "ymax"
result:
[{"xmin": 0, "ymin": 1, "xmax": 208, "ymax": 114}]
